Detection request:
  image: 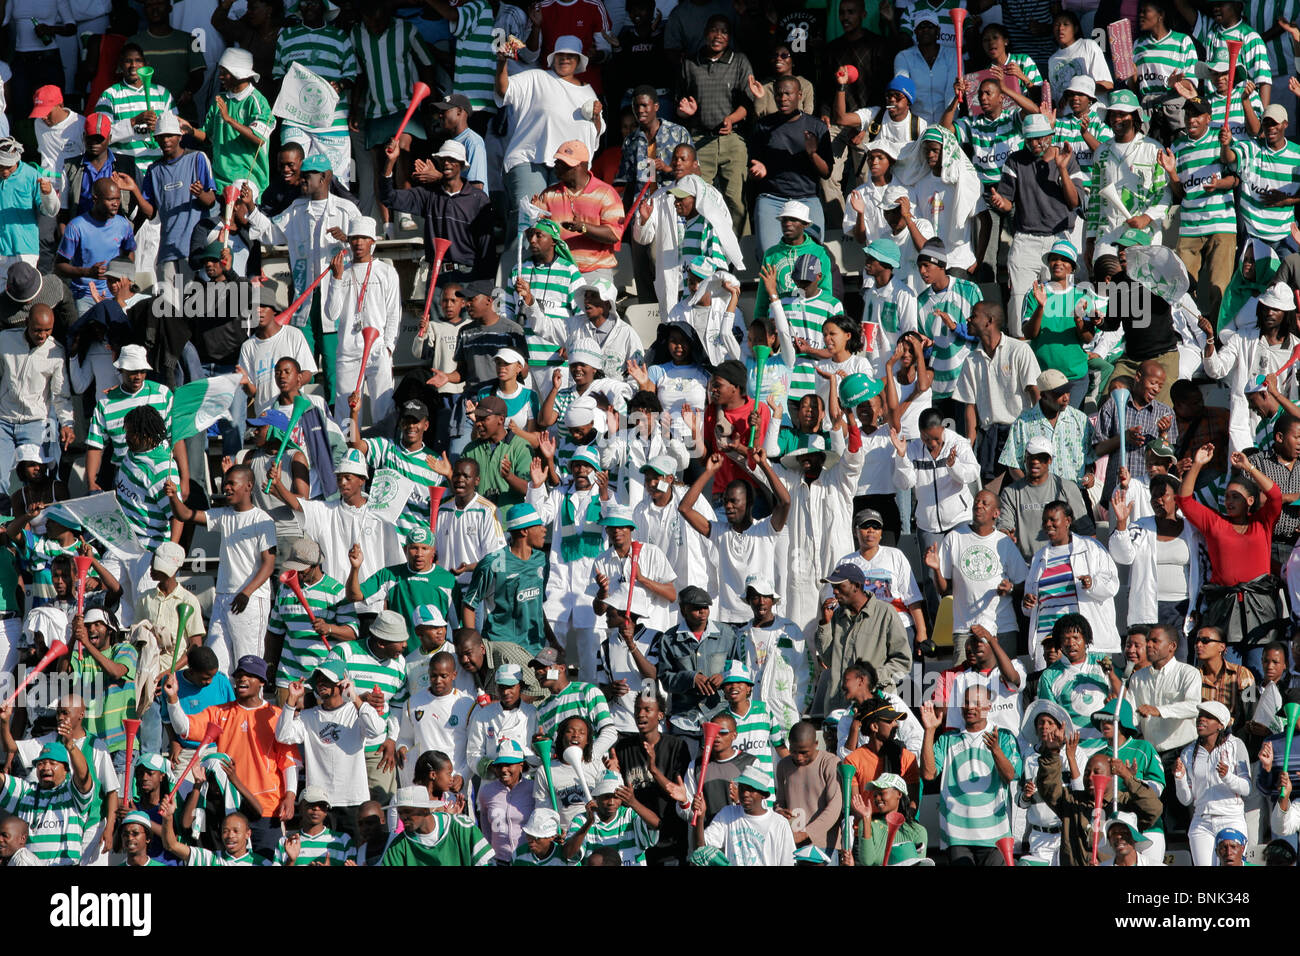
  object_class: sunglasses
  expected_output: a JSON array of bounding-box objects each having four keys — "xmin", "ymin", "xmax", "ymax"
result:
[{"xmin": 1195, "ymin": 637, "xmax": 1225, "ymax": 645}]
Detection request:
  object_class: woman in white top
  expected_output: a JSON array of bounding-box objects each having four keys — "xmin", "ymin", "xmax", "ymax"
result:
[
  {"xmin": 1047, "ymin": 11, "xmax": 1113, "ymax": 104},
  {"xmin": 812, "ymin": 315, "xmax": 873, "ymax": 423},
  {"xmin": 883, "ymin": 332, "xmax": 933, "ymax": 441},
  {"xmin": 843, "ymin": 139, "xmax": 900, "ymax": 246},
  {"xmin": 1174, "ymin": 701, "xmax": 1251, "ymax": 867},
  {"xmin": 1109, "ymin": 473, "xmax": 1208, "ymax": 640}
]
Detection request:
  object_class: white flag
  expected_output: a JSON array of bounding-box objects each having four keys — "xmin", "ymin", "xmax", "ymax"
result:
[
  {"xmin": 366, "ymin": 469, "xmax": 415, "ymax": 525},
  {"xmin": 272, "ymin": 63, "xmax": 340, "ymax": 131},
  {"xmin": 46, "ymin": 493, "xmax": 147, "ymax": 560}
]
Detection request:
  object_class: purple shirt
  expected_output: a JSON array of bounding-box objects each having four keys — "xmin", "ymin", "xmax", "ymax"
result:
[{"xmin": 476, "ymin": 778, "xmax": 535, "ymax": 862}]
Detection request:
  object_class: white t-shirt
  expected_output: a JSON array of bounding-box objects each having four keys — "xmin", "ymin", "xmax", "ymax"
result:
[
  {"xmin": 590, "ymin": 541, "xmax": 675, "ymax": 634},
  {"xmin": 936, "ymin": 524, "xmax": 1029, "ymax": 634},
  {"xmin": 435, "ymin": 494, "xmax": 507, "ymax": 586},
  {"xmin": 940, "ymin": 662, "xmax": 1027, "ymax": 733},
  {"xmin": 709, "ymin": 517, "xmax": 780, "ymax": 623},
  {"xmin": 299, "ymin": 497, "xmax": 402, "ymax": 612},
  {"xmin": 497, "ymin": 67, "xmax": 599, "ymax": 173},
  {"xmin": 207, "ymin": 505, "xmax": 277, "ymax": 597},
  {"xmin": 237, "ymin": 327, "xmax": 319, "ymax": 412},
  {"xmin": 702, "ymin": 805, "xmax": 796, "ymax": 865},
  {"xmin": 850, "ymin": 107, "xmax": 928, "ymax": 147},
  {"xmin": 856, "ymin": 428, "xmax": 898, "ymax": 496},
  {"xmin": 648, "ymin": 362, "xmax": 709, "ymax": 421},
  {"xmin": 37, "ymin": 111, "xmax": 83, "ymax": 174},
  {"xmin": 837, "ymin": 546, "xmax": 922, "ymax": 634}
]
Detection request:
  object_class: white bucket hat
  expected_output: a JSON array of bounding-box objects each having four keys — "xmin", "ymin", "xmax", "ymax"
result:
[
  {"xmin": 547, "ymin": 36, "xmax": 589, "ymax": 74},
  {"xmin": 219, "ymin": 47, "xmax": 260, "ymax": 83}
]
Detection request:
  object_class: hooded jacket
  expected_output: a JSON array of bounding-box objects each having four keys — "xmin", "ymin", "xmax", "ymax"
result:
[{"xmin": 1035, "ymin": 747, "xmax": 1163, "ymax": 866}]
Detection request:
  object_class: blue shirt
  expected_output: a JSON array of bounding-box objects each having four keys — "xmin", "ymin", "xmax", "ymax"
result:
[
  {"xmin": 452, "ymin": 127, "xmax": 488, "ymax": 188},
  {"xmin": 56, "ymin": 213, "xmax": 137, "ymax": 299},
  {"xmin": 142, "ymin": 150, "xmax": 216, "ymax": 264},
  {"xmin": 77, "ymin": 153, "xmax": 120, "ymax": 217},
  {"xmin": 0, "ymin": 163, "xmax": 47, "ymax": 257},
  {"xmin": 163, "ymin": 670, "xmax": 235, "ymax": 748}
]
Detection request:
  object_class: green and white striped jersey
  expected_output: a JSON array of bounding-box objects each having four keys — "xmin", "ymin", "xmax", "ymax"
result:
[
  {"xmin": 451, "ymin": 0, "xmax": 500, "ymax": 113},
  {"xmin": 1132, "ymin": 30, "xmax": 1198, "ymax": 100},
  {"xmin": 1193, "ymin": 15, "xmax": 1273, "ymax": 86},
  {"xmin": 364, "ymin": 438, "xmax": 446, "ymax": 542},
  {"xmin": 931, "ymin": 727, "xmax": 1022, "ymax": 847},
  {"xmin": 114, "ymin": 443, "xmax": 178, "ymax": 549},
  {"xmin": 774, "ymin": 290, "xmax": 845, "ymax": 401},
  {"xmin": 187, "ymin": 847, "xmax": 273, "ymax": 866},
  {"xmin": 505, "ymin": 257, "xmax": 584, "ymax": 373},
  {"xmin": 536, "ymin": 680, "xmax": 614, "ymax": 740},
  {"xmin": 1207, "ymin": 87, "xmax": 1264, "ymax": 141},
  {"xmin": 86, "ymin": 380, "xmax": 173, "ymax": 466},
  {"xmin": 273, "ymin": 24, "xmax": 357, "ymax": 134},
  {"xmin": 1172, "ymin": 129, "xmax": 1237, "ymax": 235},
  {"xmin": 274, "ymin": 827, "xmax": 355, "ymax": 865},
  {"xmin": 1242, "ymin": 0, "xmax": 1293, "ymax": 78},
  {"xmin": 267, "ymin": 572, "xmax": 359, "ymax": 687},
  {"xmin": 511, "ymin": 843, "xmax": 572, "ymax": 865},
  {"xmin": 727, "ymin": 700, "xmax": 787, "ymax": 781},
  {"xmin": 1232, "ymin": 138, "xmax": 1300, "ymax": 242},
  {"xmin": 917, "ymin": 278, "xmax": 982, "ymax": 399},
  {"xmin": 956, "ymin": 109, "xmax": 1023, "ymax": 184},
  {"xmin": 0, "ymin": 774, "xmax": 93, "ymax": 865},
  {"xmin": 96, "ymin": 81, "xmax": 178, "ymax": 164},
  {"xmin": 679, "ymin": 215, "xmax": 728, "ymax": 297},
  {"xmin": 350, "ymin": 19, "xmax": 433, "ymax": 120},
  {"xmin": 1001, "ymin": 53, "xmax": 1044, "ymax": 89},
  {"xmin": 565, "ymin": 804, "xmax": 658, "ymax": 865},
  {"xmin": 1035, "ymin": 653, "xmax": 1113, "ymax": 732},
  {"xmin": 326, "ymin": 639, "xmax": 408, "ymax": 751},
  {"xmin": 1052, "ymin": 106, "xmax": 1113, "ymax": 171}
]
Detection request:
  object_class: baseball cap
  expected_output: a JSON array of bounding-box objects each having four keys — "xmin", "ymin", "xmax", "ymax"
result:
[
  {"xmin": 493, "ymin": 738, "xmax": 527, "ymax": 765},
  {"xmin": 400, "ymin": 400, "xmax": 430, "ymax": 422},
  {"xmin": 83, "ymin": 608, "xmax": 111, "ymax": 627},
  {"xmin": 137, "ymin": 753, "xmax": 168, "ymax": 774},
  {"xmin": 152, "ymin": 541, "xmax": 186, "ymax": 577},
  {"xmin": 455, "ymin": 279, "xmax": 496, "ymax": 300},
  {"xmin": 639, "ymin": 454, "xmax": 678, "ymax": 478},
  {"xmin": 433, "ymin": 93, "xmax": 472, "ymax": 112},
  {"xmin": 29, "ymin": 85, "xmax": 63, "ymax": 119},
  {"xmin": 300, "ymin": 785, "xmax": 331, "ymax": 807},
  {"xmin": 792, "ymin": 253, "xmax": 822, "ymax": 282},
  {"xmin": 247, "ymin": 408, "xmax": 291, "ymax": 430},
  {"xmin": 1264, "ymin": 104, "xmax": 1290, "ymax": 126},
  {"xmin": 744, "ymin": 572, "xmax": 776, "ymax": 597},
  {"xmin": 887, "ymin": 75, "xmax": 916, "ymax": 103},
  {"xmin": 911, "ymin": 8, "xmax": 940, "ymax": 26},
  {"xmin": 917, "ymin": 238, "xmax": 948, "ymax": 266},
  {"xmin": 855, "ymin": 508, "xmax": 885, "ymax": 528},
  {"xmin": 283, "ymin": 536, "xmax": 323, "ymax": 571},
  {"xmin": 1183, "ymin": 97, "xmax": 1211, "ymax": 119},
  {"xmin": 233, "ymin": 655, "xmax": 268, "ymax": 682},
  {"xmin": 84, "ymin": 112, "xmax": 113, "ymax": 139},
  {"xmin": 114, "ymin": 344, "xmax": 152, "ymax": 371},
  {"xmin": 474, "ymin": 395, "xmax": 508, "ymax": 420},
  {"xmin": 1115, "ymin": 227, "xmax": 1152, "ymax": 248},
  {"xmin": 821, "ymin": 563, "xmax": 867, "ymax": 587},
  {"xmin": 310, "ymin": 657, "xmax": 349, "ymax": 685},
  {"xmin": 300, "ymin": 154, "xmax": 331, "ymax": 174},
  {"xmin": 121, "ymin": 810, "xmax": 154, "ymax": 831},
  {"xmin": 155, "ymin": 112, "xmax": 183, "ymax": 137},
  {"xmin": 413, "ymin": 604, "xmax": 448, "ymax": 629},
  {"xmin": 554, "ymin": 140, "xmax": 591, "ymax": 166},
  {"xmin": 496, "ymin": 663, "xmax": 523, "ymax": 686},
  {"xmin": 1197, "ymin": 700, "xmax": 1232, "ymax": 725},
  {"xmin": 1036, "ymin": 368, "xmax": 1069, "ymax": 392},
  {"xmin": 529, "ymin": 647, "xmax": 562, "ymax": 668},
  {"xmin": 1146, "ymin": 437, "xmax": 1177, "ymax": 461},
  {"xmin": 105, "ymin": 259, "xmax": 137, "ymax": 281},
  {"xmin": 1025, "ymin": 436, "xmax": 1055, "ymax": 458}
]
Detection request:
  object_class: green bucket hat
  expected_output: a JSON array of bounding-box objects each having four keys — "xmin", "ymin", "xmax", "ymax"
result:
[{"xmin": 840, "ymin": 372, "xmax": 883, "ymax": 408}]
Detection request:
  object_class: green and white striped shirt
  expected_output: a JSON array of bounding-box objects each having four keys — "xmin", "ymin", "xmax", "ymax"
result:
[
  {"xmin": 931, "ymin": 727, "xmax": 1021, "ymax": 847},
  {"xmin": 1240, "ymin": 0, "xmax": 1292, "ymax": 78},
  {"xmin": 536, "ymin": 680, "xmax": 614, "ymax": 740},
  {"xmin": 364, "ymin": 438, "xmax": 446, "ymax": 542},
  {"xmin": 917, "ymin": 278, "xmax": 982, "ymax": 400},
  {"xmin": 679, "ymin": 215, "xmax": 728, "ymax": 298},
  {"xmin": 188, "ymin": 847, "xmax": 273, "ymax": 866},
  {"xmin": 1232, "ymin": 137, "xmax": 1300, "ymax": 242},
  {"xmin": 351, "ymin": 19, "xmax": 433, "ymax": 120},
  {"xmin": 774, "ymin": 290, "xmax": 845, "ymax": 401},
  {"xmin": 274, "ymin": 827, "xmax": 355, "ymax": 865},
  {"xmin": 267, "ymin": 572, "xmax": 359, "ymax": 687},
  {"xmin": 728, "ymin": 701, "xmax": 787, "ymax": 781},
  {"xmin": 565, "ymin": 804, "xmax": 658, "ymax": 865},
  {"xmin": 273, "ymin": 23, "xmax": 357, "ymax": 133},
  {"xmin": 1035, "ymin": 653, "xmax": 1112, "ymax": 732},
  {"xmin": 1052, "ymin": 105, "xmax": 1113, "ymax": 171},
  {"xmin": 97, "ymin": 81, "xmax": 178, "ymax": 164},
  {"xmin": 326, "ymin": 639, "xmax": 408, "ymax": 751},
  {"xmin": 956, "ymin": 109, "xmax": 1023, "ymax": 184},
  {"xmin": 1193, "ymin": 15, "xmax": 1273, "ymax": 87},
  {"xmin": 0, "ymin": 774, "xmax": 93, "ymax": 865},
  {"xmin": 1172, "ymin": 129, "xmax": 1237, "ymax": 235},
  {"xmin": 114, "ymin": 444, "xmax": 178, "ymax": 549},
  {"xmin": 451, "ymin": 0, "xmax": 500, "ymax": 113},
  {"xmin": 1207, "ymin": 87, "xmax": 1264, "ymax": 141},
  {"xmin": 86, "ymin": 380, "xmax": 173, "ymax": 466},
  {"xmin": 506, "ymin": 257, "xmax": 583, "ymax": 373},
  {"xmin": 1132, "ymin": 30, "xmax": 1197, "ymax": 100}
]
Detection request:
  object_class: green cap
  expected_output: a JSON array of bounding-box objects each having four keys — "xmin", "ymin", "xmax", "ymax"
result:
[
  {"xmin": 300, "ymin": 155, "xmax": 331, "ymax": 173},
  {"xmin": 37, "ymin": 742, "xmax": 70, "ymax": 766},
  {"xmin": 406, "ymin": 526, "xmax": 433, "ymax": 546},
  {"xmin": 1115, "ymin": 228, "xmax": 1152, "ymax": 248},
  {"xmin": 312, "ymin": 658, "xmax": 350, "ymax": 684},
  {"xmin": 840, "ymin": 372, "xmax": 883, "ymax": 408}
]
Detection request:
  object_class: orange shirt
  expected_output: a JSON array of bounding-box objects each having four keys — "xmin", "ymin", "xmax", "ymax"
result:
[
  {"xmin": 536, "ymin": 174, "xmax": 624, "ymax": 272},
  {"xmin": 845, "ymin": 745, "xmax": 919, "ymax": 800},
  {"xmin": 186, "ymin": 700, "xmax": 299, "ymax": 817}
]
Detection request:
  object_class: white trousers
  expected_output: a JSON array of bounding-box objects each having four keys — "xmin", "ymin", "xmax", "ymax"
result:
[
  {"xmin": 1006, "ymin": 233, "xmax": 1056, "ymax": 337},
  {"xmin": 207, "ymin": 591, "xmax": 271, "ymax": 674}
]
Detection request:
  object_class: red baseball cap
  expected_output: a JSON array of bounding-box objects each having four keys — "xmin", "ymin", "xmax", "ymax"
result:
[
  {"xmin": 84, "ymin": 113, "xmax": 113, "ymax": 139},
  {"xmin": 29, "ymin": 85, "xmax": 63, "ymax": 119}
]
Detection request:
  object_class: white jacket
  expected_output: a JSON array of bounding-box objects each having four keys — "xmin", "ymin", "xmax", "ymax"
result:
[
  {"xmin": 892, "ymin": 427, "xmax": 979, "ymax": 534},
  {"xmin": 1108, "ymin": 515, "xmax": 1207, "ymax": 634},
  {"xmin": 1025, "ymin": 534, "xmax": 1121, "ymax": 665},
  {"xmin": 1175, "ymin": 735, "xmax": 1251, "ymax": 820},
  {"xmin": 1202, "ymin": 326, "xmax": 1300, "ymax": 453}
]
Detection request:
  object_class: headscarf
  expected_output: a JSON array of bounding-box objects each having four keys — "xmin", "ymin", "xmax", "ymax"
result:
[
  {"xmin": 0, "ymin": 137, "xmax": 23, "ymax": 166},
  {"xmin": 1219, "ymin": 238, "xmax": 1280, "ymax": 333},
  {"xmin": 891, "ymin": 127, "xmax": 980, "ymax": 254},
  {"xmin": 529, "ymin": 217, "xmax": 575, "ymax": 265},
  {"xmin": 671, "ymin": 174, "xmax": 745, "ymax": 272}
]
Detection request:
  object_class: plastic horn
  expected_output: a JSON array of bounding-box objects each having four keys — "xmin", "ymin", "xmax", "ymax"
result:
[
  {"xmin": 428, "ymin": 485, "xmax": 447, "ymax": 537},
  {"xmin": 691, "ymin": 721, "xmax": 723, "ymax": 825},
  {"xmin": 838, "ymin": 762, "xmax": 856, "ymax": 853},
  {"xmin": 264, "ymin": 395, "xmax": 313, "ymax": 492},
  {"xmin": 997, "ymin": 835, "xmax": 1015, "ymax": 867},
  {"xmin": 1282, "ymin": 701, "xmax": 1300, "ymax": 790},
  {"xmin": 137, "ymin": 66, "xmax": 158, "ymax": 150},
  {"xmin": 122, "ymin": 718, "xmax": 141, "ymax": 807},
  {"xmin": 1262, "ymin": 339, "xmax": 1300, "ymax": 388},
  {"xmin": 625, "ymin": 541, "xmax": 643, "ymax": 616},
  {"xmin": 1089, "ymin": 773, "xmax": 1113, "ymax": 865},
  {"xmin": 1113, "ymin": 682, "xmax": 1128, "ymax": 804},
  {"xmin": 1224, "ymin": 39, "xmax": 1243, "ymax": 129},
  {"xmin": 278, "ymin": 567, "xmax": 324, "ymax": 626},
  {"xmin": 219, "ymin": 184, "xmax": 239, "ymax": 245},
  {"xmin": 882, "ymin": 808, "xmax": 905, "ymax": 865},
  {"xmin": 421, "ymin": 237, "xmax": 454, "ymax": 325},
  {"xmin": 535, "ymin": 737, "xmax": 558, "ymax": 811},
  {"xmin": 750, "ymin": 346, "xmax": 773, "ymax": 451},
  {"xmin": 2, "ymin": 640, "xmax": 68, "ymax": 709},
  {"xmin": 1112, "ymin": 387, "xmax": 1129, "ymax": 465},
  {"xmin": 393, "ymin": 81, "xmax": 433, "ymax": 145},
  {"xmin": 169, "ymin": 722, "xmax": 223, "ymax": 796},
  {"xmin": 562, "ymin": 744, "xmax": 594, "ymax": 804},
  {"xmin": 354, "ymin": 326, "xmax": 382, "ymax": 400},
  {"xmin": 274, "ymin": 262, "xmax": 334, "ymax": 328},
  {"xmin": 72, "ymin": 553, "xmax": 93, "ymax": 617},
  {"xmin": 951, "ymin": 7, "xmax": 968, "ymax": 80},
  {"xmin": 615, "ymin": 179, "xmax": 655, "ymax": 251},
  {"xmin": 168, "ymin": 602, "xmax": 194, "ymax": 674}
]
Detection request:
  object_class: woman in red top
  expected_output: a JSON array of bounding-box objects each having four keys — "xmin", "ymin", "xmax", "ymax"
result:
[{"xmin": 1178, "ymin": 443, "xmax": 1284, "ymax": 670}]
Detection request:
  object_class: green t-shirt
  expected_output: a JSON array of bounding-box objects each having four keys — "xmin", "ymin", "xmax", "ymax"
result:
[
  {"xmin": 461, "ymin": 436, "xmax": 533, "ymax": 507},
  {"xmin": 380, "ymin": 816, "xmax": 494, "ymax": 866},
  {"xmin": 203, "ymin": 86, "xmax": 275, "ymax": 193},
  {"xmin": 1024, "ymin": 286, "xmax": 1090, "ymax": 381},
  {"xmin": 462, "ymin": 545, "xmax": 549, "ymax": 655},
  {"xmin": 360, "ymin": 563, "xmax": 456, "ymax": 650}
]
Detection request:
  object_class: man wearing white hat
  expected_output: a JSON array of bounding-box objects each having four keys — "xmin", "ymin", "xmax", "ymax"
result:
[
  {"xmin": 752, "ymin": 199, "xmax": 834, "ymax": 324},
  {"xmin": 465, "ymin": 662, "xmax": 538, "ymax": 778},
  {"xmin": 85, "ymin": 344, "xmax": 188, "ymax": 495},
  {"xmin": 133, "ymin": 110, "xmax": 217, "ymax": 286},
  {"xmin": 564, "ymin": 276, "xmax": 645, "ymax": 381},
  {"xmin": 381, "ymin": 783, "xmax": 493, "ymax": 865},
  {"xmin": 324, "ymin": 215, "xmax": 400, "ymax": 428},
  {"xmin": 737, "ymin": 572, "xmax": 806, "ymax": 732}
]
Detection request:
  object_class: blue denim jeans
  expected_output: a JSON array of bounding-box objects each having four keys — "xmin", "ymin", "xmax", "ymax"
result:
[
  {"xmin": 502, "ymin": 162, "xmax": 555, "ymax": 279},
  {"xmin": 0, "ymin": 419, "xmax": 50, "ymax": 494},
  {"xmin": 754, "ymin": 193, "xmax": 826, "ymax": 257}
]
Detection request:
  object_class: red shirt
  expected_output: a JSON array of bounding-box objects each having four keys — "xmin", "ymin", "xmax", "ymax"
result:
[
  {"xmin": 1178, "ymin": 482, "xmax": 1282, "ymax": 585},
  {"xmin": 536, "ymin": 174, "xmax": 624, "ymax": 272},
  {"xmin": 704, "ymin": 398, "xmax": 773, "ymax": 495},
  {"xmin": 537, "ymin": 0, "xmax": 611, "ymax": 94}
]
